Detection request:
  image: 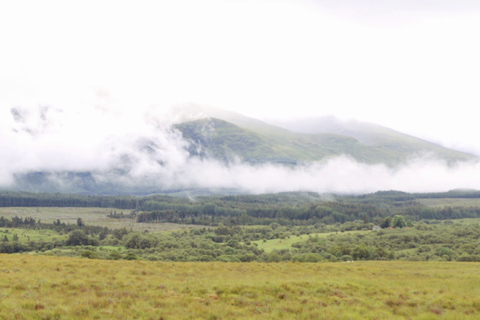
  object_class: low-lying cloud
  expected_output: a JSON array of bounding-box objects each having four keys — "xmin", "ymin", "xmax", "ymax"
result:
[{"xmin": 1, "ymin": 100, "xmax": 480, "ymax": 195}]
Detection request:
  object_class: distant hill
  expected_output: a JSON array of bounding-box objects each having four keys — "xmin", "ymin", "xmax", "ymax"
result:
[
  {"xmin": 174, "ymin": 118, "xmax": 365, "ymax": 165},
  {"xmin": 172, "ymin": 104, "xmax": 476, "ymax": 165},
  {"xmin": 267, "ymin": 115, "xmax": 476, "ymax": 163}
]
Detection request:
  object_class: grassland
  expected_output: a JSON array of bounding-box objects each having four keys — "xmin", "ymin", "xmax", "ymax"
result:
[
  {"xmin": 252, "ymin": 231, "xmax": 367, "ymax": 253},
  {"xmin": 1, "ymin": 255, "xmax": 480, "ymax": 319},
  {"xmin": 0, "ymin": 227, "xmax": 67, "ymax": 243},
  {"xmin": 252, "ymin": 234, "xmax": 315, "ymax": 253},
  {"xmin": 0, "ymin": 207, "xmax": 202, "ymax": 232}
]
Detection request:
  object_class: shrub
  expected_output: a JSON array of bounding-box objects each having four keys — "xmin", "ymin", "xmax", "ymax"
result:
[
  {"xmin": 109, "ymin": 250, "xmax": 122, "ymax": 260},
  {"xmin": 304, "ymin": 253, "xmax": 320, "ymax": 263},
  {"xmin": 124, "ymin": 252, "xmax": 138, "ymax": 260},
  {"xmin": 267, "ymin": 251, "xmax": 282, "ymax": 263},
  {"xmin": 81, "ymin": 250, "xmax": 99, "ymax": 259},
  {"xmin": 66, "ymin": 230, "xmax": 89, "ymax": 246}
]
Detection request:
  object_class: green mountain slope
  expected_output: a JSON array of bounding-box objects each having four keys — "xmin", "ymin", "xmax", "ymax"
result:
[
  {"xmin": 174, "ymin": 118, "xmax": 289, "ymax": 164},
  {"xmin": 268, "ymin": 116, "xmax": 477, "ymax": 164},
  {"xmin": 172, "ymin": 105, "xmax": 476, "ymax": 165}
]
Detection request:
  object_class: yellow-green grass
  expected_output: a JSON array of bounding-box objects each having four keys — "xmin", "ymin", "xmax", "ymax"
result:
[
  {"xmin": 0, "ymin": 227, "xmax": 67, "ymax": 243},
  {"xmin": 1, "ymin": 255, "xmax": 480, "ymax": 319},
  {"xmin": 0, "ymin": 207, "xmax": 203, "ymax": 232},
  {"xmin": 253, "ymin": 231, "xmax": 367, "ymax": 253}
]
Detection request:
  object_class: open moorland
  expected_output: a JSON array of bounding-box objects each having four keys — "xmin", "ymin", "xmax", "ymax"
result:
[
  {"xmin": 2, "ymin": 190, "xmax": 480, "ymax": 318},
  {"xmin": 0, "ymin": 207, "xmax": 201, "ymax": 232},
  {"xmin": 3, "ymin": 190, "xmax": 480, "ymax": 262},
  {"xmin": 2, "ymin": 255, "xmax": 480, "ymax": 320}
]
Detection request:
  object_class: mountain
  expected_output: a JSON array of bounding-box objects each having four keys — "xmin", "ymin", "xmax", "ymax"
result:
[
  {"xmin": 266, "ymin": 115, "xmax": 475, "ymax": 163},
  {"xmin": 174, "ymin": 118, "xmax": 368, "ymax": 165},
  {"xmin": 5, "ymin": 104, "xmax": 477, "ymax": 195},
  {"xmin": 172, "ymin": 104, "xmax": 476, "ymax": 165}
]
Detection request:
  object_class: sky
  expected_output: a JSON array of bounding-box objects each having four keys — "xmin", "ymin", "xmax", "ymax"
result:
[{"xmin": 1, "ymin": 0, "xmax": 480, "ymax": 194}]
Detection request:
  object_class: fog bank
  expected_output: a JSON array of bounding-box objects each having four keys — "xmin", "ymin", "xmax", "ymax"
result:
[{"xmin": 1, "ymin": 102, "xmax": 480, "ymax": 195}]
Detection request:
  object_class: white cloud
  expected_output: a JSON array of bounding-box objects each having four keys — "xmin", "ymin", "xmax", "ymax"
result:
[
  {"xmin": 1, "ymin": 0, "xmax": 480, "ymax": 192},
  {"xmin": 1, "ymin": 102, "xmax": 480, "ymax": 194}
]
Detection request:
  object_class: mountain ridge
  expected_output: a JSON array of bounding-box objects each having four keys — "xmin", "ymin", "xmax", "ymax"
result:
[{"xmin": 172, "ymin": 105, "xmax": 476, "ymax": 165}]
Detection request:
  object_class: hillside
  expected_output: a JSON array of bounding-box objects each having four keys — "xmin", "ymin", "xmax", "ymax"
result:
[
  {"xmin": 172, "ymin": 105, "xmax": 475, "ymax": 166},
  {"xmin": 174, "ymin": 118, "xmax": 365, "ymax": 165},
  {"xmin": 268, "ymin": 115, "xmax": 477, "ymax": 163}
]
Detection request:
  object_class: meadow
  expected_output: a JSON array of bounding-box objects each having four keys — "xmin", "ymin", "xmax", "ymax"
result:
[
  {"xmin": 252, "ymin": 231, "xmax": 367, "ymax": 253},
  {"xmin": 0, "ymin": 227, "xmax": 67, "ymax": 243},
  {"xmin": 2, "ymin": 192, "xmax": 480, "ymax": 319},
  {"xmin": 0, "ymin": 207, "xmax": 201, "ymax": 232},
  {"xmin": 1, "ymin": 255, "xmax": 480, "ymax": 319}
]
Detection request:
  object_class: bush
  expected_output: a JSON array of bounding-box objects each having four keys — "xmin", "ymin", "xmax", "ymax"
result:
[
  {"xmin": 217, "ymin": 255, "xmax": 241, "ymax": 262},
  {"xmin": 267, "ymin": 251, "xmax": 282, "ymax": 263},
  {"xmin": 124, "ymin": 252, "xmax": 138, "ymax": 260},
  {"xmin": 109, "ymin": 250, "xmax": 122, "ymax": 260},
  {"xmin": 457, "ymin": 254, "xmax": 474, "ymax": 262},
  {"xmin": 81, "ymin": 250, "xmax": 99, "ymax": 259},
  {"xmin": 435, "ymin": 247, "xmax": 451, "ymax": 257},
  {"xmin": 304, "ymin": 253, "xmax": 320, "ymax": 263},
  {"xmin": 66, "ymin": 230, "xmax": 89, "ymax": 246}
]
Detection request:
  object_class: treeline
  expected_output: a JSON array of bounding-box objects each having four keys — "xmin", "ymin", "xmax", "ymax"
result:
[
  {"xmin": 350, "ymin": 190, "xmax": 480, "ymax": 202},
  {"xmin": 135, "ymin": 201, "xmax": 383, "ymax": 226},
  {"xmin": 0, "ymin": 191, "xmax": 329, "ymax": 209},
  {"xmin": 0, "ymin": 192, "xmax": 139, "ymax": 209},
  {"xmin": 4, "ymin": 190, "xmax": 480, "ymax": 227},
  {"xmin": 3, "ymin": 189, "xmax": 480, "ymax": 209},
  {"xmin": 135, "ymin": 201, "xmax": 480, "ymax": 226},
  {"xmin": 0, "ymin": 215, "xmax": 107, "ymax": 235}
]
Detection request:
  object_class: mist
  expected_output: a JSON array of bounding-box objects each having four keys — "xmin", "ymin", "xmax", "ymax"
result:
[{"xmin": 1, "ymin": 101, "xmax": 480, "ymax": 195}]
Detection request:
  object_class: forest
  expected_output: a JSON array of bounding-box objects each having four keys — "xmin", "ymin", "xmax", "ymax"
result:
[
  {"xmin": 3, "ymin": 189, "xmax": 480, "ymax": 226},
  {"xmin": 2, "ymin": 189, "xmax": 480, "ymax": 262}
]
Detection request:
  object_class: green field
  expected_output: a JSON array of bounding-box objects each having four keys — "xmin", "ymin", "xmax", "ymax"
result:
[
  {"xmin": 1, "ymin": 255, "xmax": 480, "ymax": 319},
  {"xmin": 252, "ymin": 231, "xmax": 367, "ymax": 253},
  {"xmin": 0, "ymin": 227, "xmax": 67, "ymax": 243}
]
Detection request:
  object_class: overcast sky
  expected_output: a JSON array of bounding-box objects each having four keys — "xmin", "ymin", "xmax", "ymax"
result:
[{"xmin": 1, "ymin": 0, "xmax": 480, "ymax": 154}]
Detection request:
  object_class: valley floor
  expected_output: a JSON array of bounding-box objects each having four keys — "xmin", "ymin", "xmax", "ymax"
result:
[{"xmin": 1, "ymin": 255, "xmax": 479, "ymax": 319}]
